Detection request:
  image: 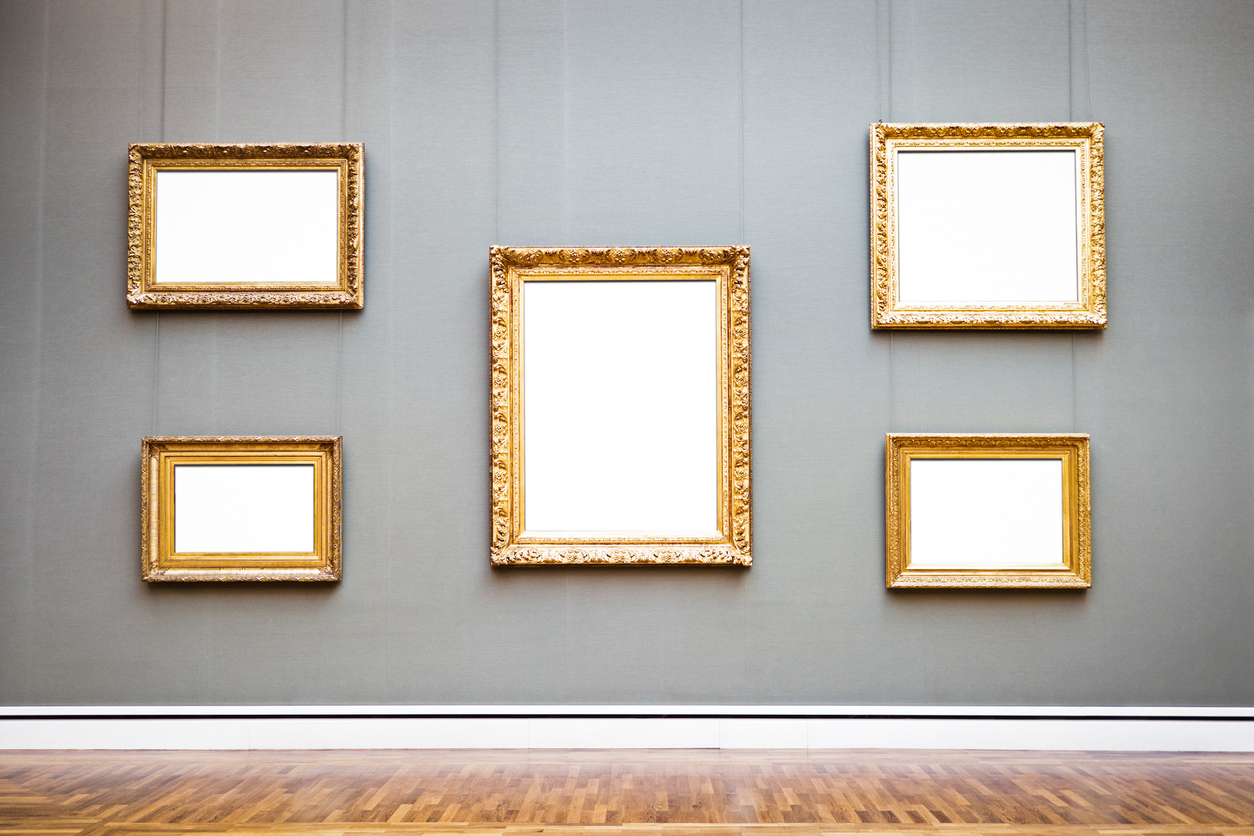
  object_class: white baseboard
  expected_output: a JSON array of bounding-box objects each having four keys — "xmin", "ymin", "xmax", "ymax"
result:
[{"xmin": 2, "ymin": 706, "xmax": 1252, "ymax": 751}]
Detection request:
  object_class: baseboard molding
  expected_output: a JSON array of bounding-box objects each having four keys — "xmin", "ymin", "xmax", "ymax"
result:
[{"xmin": 2, "ymin": 706, "xmax": 1253, "ymax": 751}]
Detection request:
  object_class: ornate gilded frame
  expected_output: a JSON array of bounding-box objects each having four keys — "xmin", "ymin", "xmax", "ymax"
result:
[
  {"xmin": 127, "ymin": 143, "xmax": 364, "ymax": 309},
  {"xmin": 141, "ymin": 436, "xmax": 342, "ymax": 581},
  {"xmin": 489, "ymin": 247, "xmax": 751, "ymax": 566},
  {"xmin": 871, "ymin": 123, "xmax": 1105, "ymax": 329},
  {"xmin": 885, "ymin": 433, "xmax": 1091, "ymax": 588}
]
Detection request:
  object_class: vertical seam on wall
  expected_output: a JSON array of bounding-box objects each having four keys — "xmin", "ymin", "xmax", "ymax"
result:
[
  {"xmin": 908, "ymin": 1, "xmax": 919, "ymax": 118},
  {"xmin": 888, "ymin": 333, "xmax": 895, "ymax": 430},
  {"xmin": 561, "ymin": 0, "xmax": 569, "ymax": 246},
  {"xmin": 384, "ymin": 0, "xmax": 396, "ymax": 699},
  {"xmin": 1072, "ymin": 334, "xmax": 1077, "ymax": 431},
  {"xmin": 877, "ymin": 0, "xmax": 892, "ymax": 121},
  {"xmin": 1084, "ymin": 6, "xmax": 1092, "ymax": 122},
  {"xmin": 336, "ymin": 313, "xmax": 344, "ymax": 434},
  {"xmin": 342, "ymin": 0, "xmax": 348, "ymax": 139},
  {"xmin": 337, "ymin": 0, "xmax": 347, "ymax": 438},
  {"xmin": 22, "ymin": 0, "xmax": 51, "ymax": 704},
  {"xmin": 560, "ymin": 0, "xmax": 571, "ymax": 702},
  {"xmin": 494, "ymin": 0, "xmax": 499, "ymax": 245},
  {"xmin": 1080, "ymin": 2, "xmax": 1091, "ymax": 437},
  {"xmin": 211, "ymin": 0, "xmax": 221, "ymax": 428},
  {"xmin": 213, "ymin": 0, "xmax": 221, "ymax": 141},
  {"xmin": 738, "ymin": 0, "xmax": 745, "ymax": 246},
  {"xmin": 886, "ymin": 0, "xmax": 892, "ymax": 120},
  {"xmin": 1068, "ymin": 1, "xmax": 1074, "ymax": 432},
  {"xmin": 1067, "ymin": 0, "xmax": 1090, "ymax": 432},
  {"xmin": 159, "ymin": 0, "xmax": 167, "ymax": 140},
  {"xmin": 1068, "ymin": 0, "xmax": 1078, "ymax": 122},
  {"xmin": 152, "ymin": 317, "xmax": 160, "ymax": 433},
  {"xmin": 153, "ymin": 0, "xmax": 167, "ymax": 434}
]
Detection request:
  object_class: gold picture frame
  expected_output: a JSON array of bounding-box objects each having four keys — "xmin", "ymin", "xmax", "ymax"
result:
[
  {"xmin": 127, "ymin": 143, "xmax": 363, "ymax": 309},
  {"xmin": 489, "ymin": 247, "xmax": 751, "ymax": 566},
  {"xmin": 885, "ymin": 433, "xmax": 1091, "ymax": 588},
  {"xmin": 141, "ymin": 436, "xmax": 342, "ymax": 581},
  {"xmin": 871, "ymin": 123, "xmax": 1105, "ymax": 329}
]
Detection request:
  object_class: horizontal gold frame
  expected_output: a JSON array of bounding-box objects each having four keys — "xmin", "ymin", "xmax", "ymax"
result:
[
  {"xmin": 141, "ymin": 436, "xmax": 342, "ymax": 582},
  {"xmin": 885, "ymin": 433, "xmax": 1091, "ymax": 588},
  {"xmin": 489, "ymin": 247, "xmax": 751, "ymax": 566},
  {"xmin": 127, "ymin": 143, "xmax": 363, "ymax": 309},
  {"xmin": 871, "ymin": 123, "xmax": 1105, "ymax": 329}
]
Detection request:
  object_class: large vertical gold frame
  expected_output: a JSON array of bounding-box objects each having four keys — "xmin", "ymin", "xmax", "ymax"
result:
[
  {"xmin": 489, "ymin": 247, "xmax": 751, "ymax": 566},
  {"xmin": 127, "ymin": 143, "xmax": 364, "ymax": 309},
  {"xmin": 141, "ymin": 436, "xmax": 342, "ymax": 581},
  {"xmin": 871, "ymin": 123, "xmax": 1105, "ymax": 329},
  {"xmin": 885, "ymin": 433, "xmax": 1091, "ymax": 588}
]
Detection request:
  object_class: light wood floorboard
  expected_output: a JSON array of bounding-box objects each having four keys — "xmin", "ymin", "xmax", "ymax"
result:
[{"xmin": 0, "ymin": 750, "xmax": 1251, "ymax": 835}]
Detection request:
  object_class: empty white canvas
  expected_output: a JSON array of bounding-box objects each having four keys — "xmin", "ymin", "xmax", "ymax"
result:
[
  {"xmin": 896, "ymin": 149, "xmax": 1079, "ymax": 303},
  {"xmin": 154, "ymin": 169, "xmax": 339, "ymax": 285},
  {"xmin": 522, "ymin": 279, "xmax": 718, "ymax": 534},
  {"xmin": 909, "ymin": 458, "xmax": 1064, "ymax": 567},
  {"xmin": 174, "ymin": 464, "xmax": 315, "ymax": 553}
]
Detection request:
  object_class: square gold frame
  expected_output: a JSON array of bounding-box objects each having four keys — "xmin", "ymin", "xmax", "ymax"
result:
[
  {"xmin": 141, "ymin": 436, "xmax": 342, "ymax": 581},
  {"xmin": 127, "ymin": 143, "xmax": 364, "ymax": 309},
  {"xmin": 489, "ymin": 247, "xmax": 752, "ymax": 566},
  {"xmin": 885, "ymin": 433, "xmax": 1091, "ymax": 588},
  {"xmin": 871, "ymin": 123, "xmax": 1105, "ymax": 329}
]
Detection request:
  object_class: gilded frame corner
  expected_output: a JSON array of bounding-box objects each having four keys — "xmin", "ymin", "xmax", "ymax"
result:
[
  {"xmin": 885, "ymin": 433, "xmax": 1091, "ymax": 589},
  {"xmin": 489, "ymin": 246, "xmax": 752, "ymax": 567},
  {"xmin": 126, "ymin": 143, "xmax": 364, "ymax": 310},
  {"xmin": 870, "ymin": 122, "xmax": 1105, "ymax": 329},
  {"xmin": 141, "ymin": 436, "xmax": 343, "ymax": 582}
]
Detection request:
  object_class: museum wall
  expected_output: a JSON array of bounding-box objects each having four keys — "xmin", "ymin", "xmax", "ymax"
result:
[{"xmin": 1, "ymin": 0, "xmax": 1252, "ymax": 707}]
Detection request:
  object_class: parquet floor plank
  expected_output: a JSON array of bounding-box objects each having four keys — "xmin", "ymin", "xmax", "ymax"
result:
[
  {"xmin": 6, "ymin": 826, "xmax": 1254, "ymax": 836},
  {"xmin": 0, "ymin": 750, "xmax": 1251, "ymax": 835}
]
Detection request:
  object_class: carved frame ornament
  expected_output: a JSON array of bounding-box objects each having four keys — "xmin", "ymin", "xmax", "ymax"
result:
[
  {"xmin": 489, "ymin": 247, "xmax": 752, "ymax": 566},
  {"xmin": 127, "ymin": 143, "xmax": 364, "ymax": 309},
  {"xmin": 141, "ymin": 436, "xmax": 342, "ymax": 581},
  {"xmin": 885, "ymin": 433, "xmax": 1091, "ymax": 589},
  {"xmin": 871, "ymin": 123, "xmax": 1105, "ymax": 329}
]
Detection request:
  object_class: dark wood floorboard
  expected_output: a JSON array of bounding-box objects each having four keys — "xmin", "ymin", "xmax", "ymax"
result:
[{"xmin": 0, "ymin": 750, "xmax": 1251, "ymax": 835}]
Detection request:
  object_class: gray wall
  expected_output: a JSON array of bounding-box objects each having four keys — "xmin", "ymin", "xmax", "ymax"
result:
[{"xmin": 2, "ymin": 0, "xmax": 1252, "ymax": 707}]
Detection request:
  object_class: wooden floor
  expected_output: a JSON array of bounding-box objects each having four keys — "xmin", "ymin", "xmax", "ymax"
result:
[{"xmin": 1, "ymin": 749, "xmax": 1252, "ymax": 836}]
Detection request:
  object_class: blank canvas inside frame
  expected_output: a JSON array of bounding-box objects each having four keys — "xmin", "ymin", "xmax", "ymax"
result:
[
  {"xmin": 521, "ymin": 279, "xmax": 719, "ymax": 535},
  {"xmin": 909, "ymin": 458, "xmax": 1065, "ymax": 568},
  {"xmin": 896, "ymin": 149, "xmax": 1080, "ymax": 304},
  {"xmin": 174, "ymin": 464, "xmax": 315, "ymax": 554},
  {"xmin": 154, "ymin": 169, "xmax": 339, "ymax": 285}
]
